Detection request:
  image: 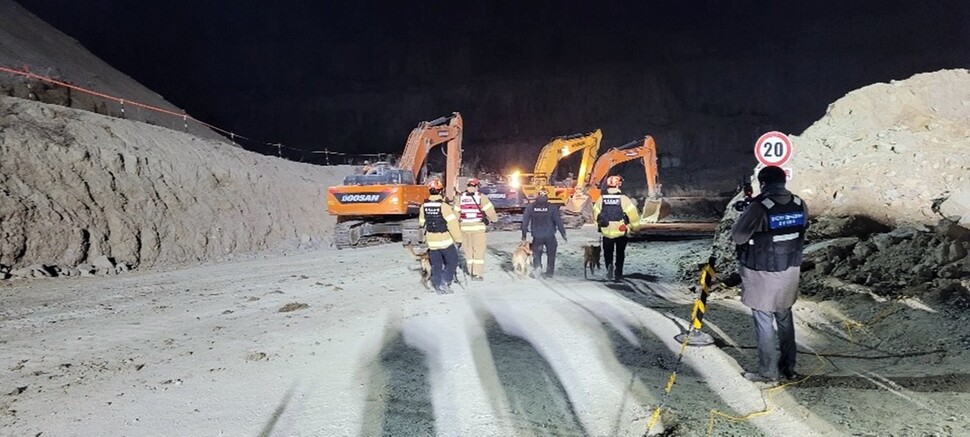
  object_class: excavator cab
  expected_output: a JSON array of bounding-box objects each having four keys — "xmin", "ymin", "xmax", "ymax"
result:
[{"xmin": 342, "ymin": 162, "xmax": 416, "ymax": 186}]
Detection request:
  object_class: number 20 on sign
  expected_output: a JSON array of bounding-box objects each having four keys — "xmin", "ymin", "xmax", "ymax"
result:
[{"xmin": 754, "ymin": 131, "xmax": 793, "ymax": 167}]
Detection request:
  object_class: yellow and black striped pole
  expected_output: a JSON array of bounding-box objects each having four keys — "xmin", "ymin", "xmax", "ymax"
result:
[
  {"xmin": 647, "ymin": 257, "xmax": 721, "ymax": 434},
  {"xmin": 674, "ymin": 256, "xmax": 717, "ymax": 346}
]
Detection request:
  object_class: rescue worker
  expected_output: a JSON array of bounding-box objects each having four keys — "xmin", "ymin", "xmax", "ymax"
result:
[
  {"xmin": 521, "ymin": 187, "xmax": 567, "ymax": 278},
  {"xmin": 730, "ymin": 165, "xmax": 808, "ymax": 383},
  {"xmin": 418, "ymin": 179, "xmax": 463, "ymax": 294},
  {"xmin": 456, "ymin": 178, "xmax": 499, "ymax": 280},
  {"xmin": 593, "ymin": 175, "xmax": 640, "ymax": 282}
]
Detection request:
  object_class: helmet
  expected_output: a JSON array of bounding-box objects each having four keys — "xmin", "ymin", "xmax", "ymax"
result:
[
  {"xmin": 466, "ymin": 178, "xmax": 480, "ymax": 187},
  {"xmin": 606, "ymin": 175, "xmax": 623, "ymax": 187},
  {"xmin": 427, "ymin": 179, "xmax": 444, "ymax": 193}
]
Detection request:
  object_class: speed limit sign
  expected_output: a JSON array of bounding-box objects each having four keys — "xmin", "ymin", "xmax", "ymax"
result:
[{"xmin": 754, "ymin": 131, "xmax": 793, "ymax": 167}]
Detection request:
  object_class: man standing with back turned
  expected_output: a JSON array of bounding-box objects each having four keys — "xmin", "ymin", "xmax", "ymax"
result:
[
  {"xmin": 593, "ymin": 175, "xmax": 640, "ymax": 282},
  {"xmin": 521, "ymin": 187, "xmax": 567, "ymax": 278},
  {"xmin": 456, "ymin": 178, "xmax": 499, "ymax": 281},
  {"xmin": 731, "ymin": 165, "xmax": 808, "ymax": 382},
  {"xmin": 419, "ymin": 179, "xmax": 463, "ymax": 295}
]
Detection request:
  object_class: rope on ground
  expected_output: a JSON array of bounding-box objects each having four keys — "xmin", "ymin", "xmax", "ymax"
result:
[
  {"xmin": 706, "ymin": 298, "xmax": 910, "ymax": 433},
  {"xmin": 705, "ymin": 350, "xmax": 827, "ymax": 436},
  {"xmin": 645, "ymin": 329, "xmax": 692, "ymax": 433}
]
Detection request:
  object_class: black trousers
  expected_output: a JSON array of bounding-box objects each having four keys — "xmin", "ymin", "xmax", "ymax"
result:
[
  {"xmin": 429, "ymin": 245, "xmax": 459, "ymax": 288},
  {"xmin": 531, "ymin": 236, "xmax": 558, "ymax": 275},
  {"xmin": 602, "ymin": 236, "xmax": 628, "ymax": 276}
]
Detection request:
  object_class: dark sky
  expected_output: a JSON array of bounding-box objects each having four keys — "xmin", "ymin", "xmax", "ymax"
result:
[{"xmin": 15, "ymin": 0, "xmax": 970, "ymax": 166}]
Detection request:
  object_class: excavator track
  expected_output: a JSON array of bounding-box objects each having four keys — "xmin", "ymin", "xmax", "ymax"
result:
[
  {"xmin": 334, "ymin": 219, "xmax": 417, "ymax": 249},
  {"xmin": 334, "ymin": 220, "xmax": 364, "ymax": 249}
]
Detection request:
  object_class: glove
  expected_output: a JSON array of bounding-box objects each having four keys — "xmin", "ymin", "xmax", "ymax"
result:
[{"xmin": 483, "ymin": 217, "xmax": 490, "ymax": 225}]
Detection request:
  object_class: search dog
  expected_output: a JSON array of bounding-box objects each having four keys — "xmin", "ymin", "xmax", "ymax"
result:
[
  {"xmin": 582, "ymin": 244, "xmax": 602, "ymax": 279},
  {"xmin": 512, "ymin": 240, "xmax": 533, "ymax": 279},
  {"xmin": 405, "ymin": 244, "xmax": 433, "ymax": 290}
]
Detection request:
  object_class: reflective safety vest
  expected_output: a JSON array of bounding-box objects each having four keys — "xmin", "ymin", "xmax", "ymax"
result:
[
  {"xmin": 422, "ymin": 201, "xmax": 448, "ymax": 233},
  {"xmin": 458, "ymin": 192, "xmax": 496, "ymax": 232},
  {"xmin": 595, "ymin": 192, "xmax": 639, "ymax": 238},
  {"xmin": 737, "ymin": 194, "xmax": 807, "ymax": 272},
  {"xmin": 459, "ymin": 193, "xmax": 485, "ymax": 224},
  {"xmin": 599, "ymin": 195, "xmax": 624, "ymax": 222}
]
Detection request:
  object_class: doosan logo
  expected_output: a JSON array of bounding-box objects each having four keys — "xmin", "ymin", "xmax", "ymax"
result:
[{"xmin": 339, "ymin": 193, "xmax": 384, "ymax": 203}]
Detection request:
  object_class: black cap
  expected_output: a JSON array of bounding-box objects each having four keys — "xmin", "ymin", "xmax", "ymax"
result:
[{"xmin": 757, "ymin": 166, "xmax": 787, "ymax": 185}]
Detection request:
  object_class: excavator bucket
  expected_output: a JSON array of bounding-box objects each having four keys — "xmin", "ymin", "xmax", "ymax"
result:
[
  {"xmin": 563, "ymin": 191, "xmax": 589, "ymax": 215},
  {"xmin": 641, "ymin": 197, "xmax": 671, "ymax": 223}
]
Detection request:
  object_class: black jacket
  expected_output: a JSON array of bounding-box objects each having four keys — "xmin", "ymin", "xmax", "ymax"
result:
[{"xmin": 522, "ymin": 199, "xmax": 567, "ymax": 240}]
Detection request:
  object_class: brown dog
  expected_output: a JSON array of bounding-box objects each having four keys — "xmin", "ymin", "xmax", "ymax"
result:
[
  {"xmin": 405, "ymin": 244, "xmax": 433, "ymax": 289},
  {"xmin": 583, "ymin": 244, "xmax": 602, "ymax": 279},
  {"xmin": 512, "ymin": 240, "xmax": 533, "ymax": 279}
]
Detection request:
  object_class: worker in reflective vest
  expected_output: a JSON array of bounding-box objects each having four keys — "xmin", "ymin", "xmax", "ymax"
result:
[
  {"xmin": 456, "ymin": 178, "xmax": 499, "ymax": 280},
  {"xmin": 418, "ymin": 179, "xmax": 463, "ymax": 295},
  {"xmin": 592, "ymin": 175, "xmax": 640, "ymax": 281}
]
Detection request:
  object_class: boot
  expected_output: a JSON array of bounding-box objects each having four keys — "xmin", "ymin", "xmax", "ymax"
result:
[{"xmin": 606, "ymin": 264, "xmax": 614, "ymax": 280}]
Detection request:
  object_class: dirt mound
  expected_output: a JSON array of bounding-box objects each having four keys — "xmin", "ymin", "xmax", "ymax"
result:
[
  {"xmin": 696, "ymin": 70, "xmax": 970, "ymax": 296},
  {"xmin": 0, "ymin": 96, "xmax": 350, "ymax": 274},
  {"xmin": 788, "ymin": 69, "xmax": 970, "ymax": 227}
]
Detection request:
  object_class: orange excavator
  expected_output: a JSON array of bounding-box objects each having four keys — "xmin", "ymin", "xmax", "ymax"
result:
[
  {"xmin": 326, "ymin": 113, "xmax": 463, "ymax": 248},
  {"xmin": 564, "ymin": 135, "xmax": 670, "ymax": 222}
]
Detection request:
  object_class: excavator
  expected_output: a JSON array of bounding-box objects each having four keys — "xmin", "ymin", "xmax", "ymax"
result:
[
  {"xmin": 566, "ymin": 135, "xmax": 723, "ymax": 238},
  {"xmin": 514, "ymin": 129, "xmax": 603, "ymax": 203},
  {"xmin": 564, "ymin": 135, "xmax": 670, "ymax": 223},
  {"xmin": 486, "ymin": 129, "xmax": 602, "ymax": 229},
  {"xmin": 326, "ymin": 113, "xmax": 463, "ymax": 248}
]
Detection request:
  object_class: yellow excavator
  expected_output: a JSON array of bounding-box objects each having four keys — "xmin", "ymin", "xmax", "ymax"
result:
[
  {"xmin": 518, "ymin": 129, "xmax": 603, "ymax": 204},
  {"xmin": 564, "ymin": 135, "xmax": 670, "ymax": 222},
  {"xmin": 326, "ymin": 113, "xmax": 463, "ymax": 248}
]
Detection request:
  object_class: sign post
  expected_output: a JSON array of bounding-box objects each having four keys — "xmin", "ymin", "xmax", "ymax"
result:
[{"xmin": 754, "ymin": 131, "xmax": 793, "ymax": 179}]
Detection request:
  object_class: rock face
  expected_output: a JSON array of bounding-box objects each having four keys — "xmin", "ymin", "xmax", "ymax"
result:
[
  {"xmin": 787, "ymin": 69, "xmax": 970, "ymax": 227},
  {"xmin": 0, "ymin": 96, "xmax": 350, "ymax": 270}
]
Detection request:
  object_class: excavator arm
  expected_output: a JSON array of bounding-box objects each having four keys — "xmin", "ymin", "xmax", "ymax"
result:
[
  {"xmin": 530, "ymin": 129, "xmax": 602, "ymax": 188},
  {"xmin": 565, "ymin": 135, "xmax": 668, "ymax": 222},
  {"xmin": 523, "ymin": 129, "xmax": 602, "ymax": 203},
  {"xmin": 587, "ymin": 135, "xmax": 661, "ymax": 198},
  {"xmin": 397, "ymin": 112, "xmax": 463, "ymax": 196}
]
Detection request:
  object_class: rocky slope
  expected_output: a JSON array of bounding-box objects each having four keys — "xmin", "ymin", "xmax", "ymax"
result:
[
  {"xmin": 788, "ymin": 69, "xmax": 970, "ymax": 228},
  {"xmin": 700, "ymin": 70, "xmax": 970, "ymax": 304}
]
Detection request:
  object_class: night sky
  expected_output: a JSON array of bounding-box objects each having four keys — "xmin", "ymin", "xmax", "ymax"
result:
[{"xmin": 16, "ymin": 0, "xmax": 970, "ymax": 168}]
